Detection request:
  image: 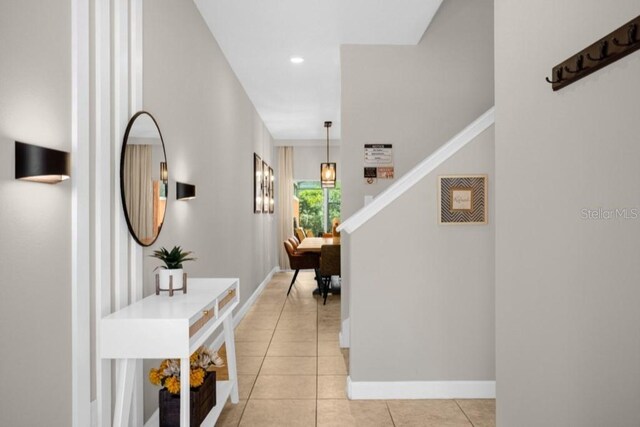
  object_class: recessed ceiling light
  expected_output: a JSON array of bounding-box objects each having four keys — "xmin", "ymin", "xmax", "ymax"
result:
[{"xmin": 290, "ymin": 56, "xmax": 304, "ymax": 64}]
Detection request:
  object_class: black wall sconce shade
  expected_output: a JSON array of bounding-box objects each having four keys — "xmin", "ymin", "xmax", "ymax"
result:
[
  {"xmin": 15, "ymin": 141, "xmax": 71, "ymax": 184},
  {"xmin": 176, "ymin": 182, "xmax": 196, "ymax": 200}
]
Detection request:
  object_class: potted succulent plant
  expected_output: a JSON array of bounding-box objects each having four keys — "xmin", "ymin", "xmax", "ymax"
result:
[{"xmin": 151, "ymin": 246, "xmax": 196, "ymax": 293}]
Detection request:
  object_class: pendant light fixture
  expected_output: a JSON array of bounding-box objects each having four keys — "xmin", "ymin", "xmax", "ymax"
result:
[
  {"xmin": 320, "ymin": 121, "xmax": 336, "ymax": 188},
  {"xmin": 160, "ymin": 161, "xmax": 168, "ymax": 182}
]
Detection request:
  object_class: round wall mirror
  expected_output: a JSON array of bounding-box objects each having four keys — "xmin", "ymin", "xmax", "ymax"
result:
[{"xmin": 120, "ymin": 111, "xmax": 168, "ymax": 246}]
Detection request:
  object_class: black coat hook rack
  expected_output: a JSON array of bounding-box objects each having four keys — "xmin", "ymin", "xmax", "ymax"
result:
[{"xmin": 546, "ymin": 15, "xmax": 640, "ymax": 91}]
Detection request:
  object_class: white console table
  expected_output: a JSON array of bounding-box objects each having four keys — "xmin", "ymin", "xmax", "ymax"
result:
[{"xmin": 101, "ymin": 278, "xmax": 240, "ymax": 427}]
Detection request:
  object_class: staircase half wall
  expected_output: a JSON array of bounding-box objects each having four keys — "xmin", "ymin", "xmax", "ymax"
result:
[{"xmin": 341, "ymin": 123, "xmax": 495, "ymax": 399}]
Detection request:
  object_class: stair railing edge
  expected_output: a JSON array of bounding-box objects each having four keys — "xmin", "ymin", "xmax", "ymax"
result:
[{"xmin": 338, "ymin": 106, "xmax": 495, "ymax": 234}]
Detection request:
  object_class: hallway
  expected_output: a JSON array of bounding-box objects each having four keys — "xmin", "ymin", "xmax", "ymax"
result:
[{"xmin": 217, "ymin": 271, "xmax": 495, "ymax": 426}]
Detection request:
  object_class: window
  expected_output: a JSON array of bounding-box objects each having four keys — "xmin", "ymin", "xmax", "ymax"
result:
[
  {"xmin": 294, "ymin": 181, "xmax": 341, "ymax": 236},
  {"xmin": 327, "ymin": 184, "xmax": 341, "ymax": 230}
]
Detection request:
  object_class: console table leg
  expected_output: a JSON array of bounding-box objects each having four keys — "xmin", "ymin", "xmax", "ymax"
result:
[
  {"xmin": 113, "ymin": 359, "xmax": 135, "ymax": 427},
  {"xmin": 180, "ymin": 357, "xmax": 190, "ymax": 426},
  {"xmin": 223, "ymin": 315, "xmax": 240, "ymax": 403}
]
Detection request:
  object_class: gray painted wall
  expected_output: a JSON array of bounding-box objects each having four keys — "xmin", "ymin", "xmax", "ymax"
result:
[
  {"xmin": 0, "ymin": 1, "xmax": 72, "ymax": 425},
  {"xmin": 349, "ymin": 127, "xmax": 495, "ymax": 382},
  {"xmin": 141, "ymin": 0, "xmax": 277, "ymax": 420},
  {"xmin": 495, "ymin": 1, "xmax": 640, "ymax": 425},
  {"xmin": 340, "ymin": 0, "xmax": 494, "ymax": 220},
  {"xmin": 340, "ymin": 0, "xmax": 494, "ymax": 341}
]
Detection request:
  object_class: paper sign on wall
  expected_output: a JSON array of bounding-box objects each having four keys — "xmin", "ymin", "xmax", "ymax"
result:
[{"xmin": 364, "ymin": 144, "xmax": 393, "ymax": 183}]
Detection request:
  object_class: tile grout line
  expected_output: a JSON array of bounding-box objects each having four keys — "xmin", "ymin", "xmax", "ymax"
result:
[
  {"xmin": 385, "ymin": 401, "xmax": 397, "ymax": 427},
  {"xmin": 236, "ymin": 277, "xmax": 288, "ymax": 426},
  {"xmin": 230, "ymin": 273, "xmax": 324, "ymax": 425},
  {"xmin": 454, "ymin": 399, "xmax": 476, "ymax": 427}
]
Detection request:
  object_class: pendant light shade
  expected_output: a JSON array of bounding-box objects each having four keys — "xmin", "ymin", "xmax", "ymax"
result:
[
  {"xmin": 321, "ymin": 163, "xmax": 336, "ymax": 188},
  {"xmin": 160, "ymin": 161, "xmax": 168, "ymax": 182},
  {"xmin": 15, "ymin": 141, "xmax": 71, "ymax": 184},
  {"xmin": 321, "ymin": 121, "xmax": 336, "ymax": 188}
]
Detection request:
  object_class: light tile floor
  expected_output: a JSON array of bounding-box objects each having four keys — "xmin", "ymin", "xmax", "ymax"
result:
[{"xmin": 217, "ymin": 271, "xmax": 496, "ymax": 426}]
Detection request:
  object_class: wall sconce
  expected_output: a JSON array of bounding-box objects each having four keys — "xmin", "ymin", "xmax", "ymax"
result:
[
  {"xmin": 320, "ymin": 121, "xmax": 336, "ymax": 188},
  {"xmin": 176, "ymin": 182, "xmax": 196, "ymax": 201},
  {"xmin": 15, "ymin": 141, "xmax": 71, "ymax": 184}
]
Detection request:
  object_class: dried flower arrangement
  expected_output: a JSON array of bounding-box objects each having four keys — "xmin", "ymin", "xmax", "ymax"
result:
[{"xmin": 149, "ymin": 346, "xmax": 224, "ymax": 394}]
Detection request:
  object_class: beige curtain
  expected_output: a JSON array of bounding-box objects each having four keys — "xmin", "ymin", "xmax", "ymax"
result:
[
  {"xmin": 124, "ymin": 145, "xmax": 153, "ymax": 242},
  {"xmin": 277, "ymin": 146, "xmax": 295, "ymax": 269}
]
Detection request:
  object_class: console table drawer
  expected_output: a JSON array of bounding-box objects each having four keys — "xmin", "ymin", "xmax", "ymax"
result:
[
  {"xmin": 218, "ymin": 289, "xmax": 236, "ymax": 312},
  {"xmin": 189, "ymin": 302, "xmax": 217, "ymax": 338}
]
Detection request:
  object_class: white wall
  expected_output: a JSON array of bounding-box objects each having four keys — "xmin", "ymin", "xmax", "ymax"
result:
[
  {"xmin": 0, "ymin": 1, "xmax": 72, "ymax": 425},
  {"xmin": 495, "ymin": 1, "xmax": 640, "ymax": 425},
  {"xmin": 141, "ymin": 0, "xmax": 277, "ymax": 420},
  {"xmin": 348, "ymin": 127, "xmax": 495, "ymax": 385}
]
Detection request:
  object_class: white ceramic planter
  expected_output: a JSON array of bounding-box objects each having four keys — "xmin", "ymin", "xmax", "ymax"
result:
[{"xmin": 159, "ymin": 268, "xmax": 184, "ymax": 290}]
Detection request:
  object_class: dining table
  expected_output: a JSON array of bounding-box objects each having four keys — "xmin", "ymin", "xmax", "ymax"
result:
[
  {"xmin": 295, "ymin": 237, "xmax": 340, "ymax": 295},
  {"xmin": 295, "ymin": 237, "xmax": 336, "ymax": 253}
]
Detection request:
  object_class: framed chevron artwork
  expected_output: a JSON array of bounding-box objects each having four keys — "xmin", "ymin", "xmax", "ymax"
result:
[{"xmin": 438, "ymin": 175, "xmax": 487, "ymax": 225}]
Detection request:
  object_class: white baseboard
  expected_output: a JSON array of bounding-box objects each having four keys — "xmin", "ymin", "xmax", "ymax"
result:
[
  {"xmin": 234, "ymin": 266, "xmax": 279, "ymax": 327},
  {"xmin": 339, "ymin": 317, "xmax": 350, "ymax": 348},
  {"xmin": 211, "ymin": 266, "xmax": 279, "ymax": 350},
  {"xmin": 347, "ymin": 377, "xmax": 495, "ymax": 400}
]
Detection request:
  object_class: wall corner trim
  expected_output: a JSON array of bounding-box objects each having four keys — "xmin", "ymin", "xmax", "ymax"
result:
[
  {"xmin": 337, "ymin": 107, "xmax": 495, "ymax": 234},
  {"xmin": 346, "ymin": 377, "xmax": 496, "ymax": 400},
  {"xmin": 339, "ymin": 317, "xmax": 350, "ymax": 348}
]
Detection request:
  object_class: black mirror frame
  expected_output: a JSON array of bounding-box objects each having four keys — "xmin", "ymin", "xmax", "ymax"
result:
[{"xmin": 120, "ymin": 110, "xmax": 168, "ymax": 247}]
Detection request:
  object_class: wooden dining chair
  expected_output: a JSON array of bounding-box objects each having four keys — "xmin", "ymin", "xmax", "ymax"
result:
[
  {"xmin": 319, "ymin": 244, "xmax": 341, "ymax": 305},
  {"xmin": 288, "ymin": 237, "xmax": 299, "ymax": 251},
  {"xmin": 283, "ymin": 240, "xmax": 320, "ymax": 296}
]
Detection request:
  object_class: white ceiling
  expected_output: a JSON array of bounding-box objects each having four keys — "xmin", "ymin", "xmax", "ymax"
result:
[{"xmin": 194, "ymin": 0, "xmax": 442, "ymax": 140}]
